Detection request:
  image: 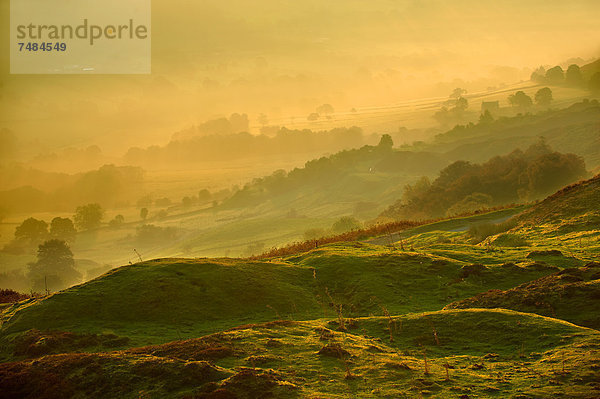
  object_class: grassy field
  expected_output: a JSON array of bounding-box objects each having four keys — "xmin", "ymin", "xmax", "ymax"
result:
[{"xmin": 1, "ymin": 310, "xmax": 598, "ymax": 398}]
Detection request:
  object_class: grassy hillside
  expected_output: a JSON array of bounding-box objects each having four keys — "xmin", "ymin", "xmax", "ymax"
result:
[
  {"xmin": 429, "ymin": 100, "xmax": 600, "ymax": 168},
  {"xmin": 445, "ymin": 264, "xmax": 600, "ymax": 329},
  {"xmin": 1, "ymin": 310, "xmax": 599, "ymax": 398},
  {"xmin": 1, "ymin": 166, "xmax": 600, "ymax": 397},
  {"xmin": 516, "ymin": 173, "xmax": 600, "ymax": 225},
  {"xmin": 0, "ymin": 244, "xmax": 561, "ymax": 361}
]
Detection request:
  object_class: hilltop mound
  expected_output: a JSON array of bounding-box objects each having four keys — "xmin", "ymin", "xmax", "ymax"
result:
[
  {"xmin": 1, "ymin": 310, "xmax": 599, "ymax": 398},
  {"xmin": 445, "ymin": 264, "xmax": 600, "ymax": 329},
  {"xmin": 1, "ymin": 245, "xmax": 561, "ymax": 361},
  {"xmin": 0, "ymin": 258, "xmax": 318, "ymax": 346},
  {"xmin": 517, "ymin": 173, "xmax": 600, "ymax": 225}
]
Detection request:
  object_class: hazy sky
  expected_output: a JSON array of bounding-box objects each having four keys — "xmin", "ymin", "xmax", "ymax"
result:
[{"xmin": 0, "ymin": 0, "xmax": 599, "ymax": 156}]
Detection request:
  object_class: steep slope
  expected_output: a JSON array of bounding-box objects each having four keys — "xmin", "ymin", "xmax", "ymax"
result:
[
  {"xmin": 445, "ymin": 263, "xmax": 600, "ymax": 329},
  {"xmin": 516, "ymin": 173, "xmax": 600, "ymax": 225}
]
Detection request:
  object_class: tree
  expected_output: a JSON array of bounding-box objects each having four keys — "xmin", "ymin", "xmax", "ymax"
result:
[
  {"xmin": 316, "ymin": 104, "xmax": 335, "ymax": 115},
  {"xmin": 534, "ymin": 87, "xmax": 553, "ymax": 107},
  {"xmin": 545, "ymin": 66, "xmax": 564, "ymax": 85},
  {"xmin": 14, "ymin": 218, "xmax": 48, "ymax": 245},
  {"xmin": 508, "ymin": 91, "xmax": 533, "ymax": 109},
  {"xmin": 49, "ymin": 217, "xmax": 76, "ymax": 242},
  {"xmin": 565, "ymin": 64, "xmax": 584, "ymax": 87},
  {"xmin": 307, "ymin": 112, "xmax": 320, "ymax": 121},
  {"xmin": 526, "ymin": 153, "xmax": 587, "ymax": 197},
  {"xmin": 446, "ymin": 193, "xmax": 493, "ymax": 217},
  {"xmin": 73, "ymin": 203, "xmax": 104, "ymax": 230},
  {"xmin": 434, "ymin": 96, "xmax": 468, "ymax": 127},
  {"xmin": 530, "ymin": 66, "xmax": 546, "ymax": 83},
  {"xmin": 377, "ymin": 134, "xmax": 394, "ymax": 150},
  {"xmin": 182, "ymin": 196, "xmax": 193, "ymax": 208},
  {"xmin": 479, "ymin": 110, "xmax": 494, "ymax": 124},
  {"xmin": 28, "ymin": 239, "xmax": 81, "ymax": 292},
  {"xmin": 140, "ymin": 208, "xmax": 149, "ymax": 220},
  {"xmin": 455, "ymin": 96, "xmax": 468, "ymax": 112},
  {"xmin": 450, "ymin": 88, "xmax": 467, "ymax": 99},
  {"xmin": 108, "ymin": 214, "xmax": 125, "ymax": 228}
]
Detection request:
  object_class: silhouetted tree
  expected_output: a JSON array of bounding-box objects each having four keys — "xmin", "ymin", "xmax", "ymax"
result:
[
  {"xmin": 479, "ymin": 110, "xmax": 494, "ymax": 124},
  {"xmin": 450, "ymin": 88, "xmax": 467, "ymax": 99},
  {"xmin": 530, "ymin": 66, "xmax": 546, "ymax": 83},
  {"xmin": 108, "ymin": 214, "xmax": 125, "ymax": 228},
  {"xmin": 49, "ymin": 217, "xmax": 76, "ymax": 242},
  {"xmin": 565, "ymin": 64, "xmax": 584, "ymax": 87},
  {"xmin": 455, "ymin": 97, "xmax": 468, "ymax": 112},
  {"xmin": 140, "ymin": 208, "xmax": 148, "ymax": 220},
  {"xmin": 74, "ymin": 203, "xmax": 104, "ymax": 231},
  {"xmin": 378, "ymin": 134, "xmax": 394, "ymax": 150},
  {"xmin": 316, "ymin": 104, "xmax": 335, "ymax": 115},
  {"xmin": 15, "ymin": 218, "xmax": 48, "ymax": 245},
  {"xmin": 307, "ymin": 112, "xmax": 320, "ymax": 121},
  {"xmin": 545, "ymin": 66, "xmax": 565, "ymax": 85},
  {"xmin": 508, "ymin": 91, "xmax": 533, "ymax": 109},
  {"xmin": 182, "ymin": 196, "xmax": 193, "ymax": 208},
  {"xmin": 434, "ymin": 96, "xmax": 468, "ymax": 126},
  {"xmin": 28, "ymin": 239, "xmax": 81, "ymax": 293},
  {"xmin": 534, "ymin": 87, "xmax": 553, "ymax": 107}
]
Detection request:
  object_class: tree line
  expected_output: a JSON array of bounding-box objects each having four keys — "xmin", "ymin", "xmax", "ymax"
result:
[{"xmin": 380, "ymin": 139, "xmax": 588, "ymax": 220}]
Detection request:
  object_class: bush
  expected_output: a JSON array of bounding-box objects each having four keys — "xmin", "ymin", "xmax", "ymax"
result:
[
  {"xmin": 469, "ymin": 219, "xmax": 517, "ymax": 243},
  {"xmin": 492, "ymin": 233, "xmax": 530, "ymax": 247},
  {"xmin": 0, "ymin": 288, "xmax": 31, "ymax": 303}
]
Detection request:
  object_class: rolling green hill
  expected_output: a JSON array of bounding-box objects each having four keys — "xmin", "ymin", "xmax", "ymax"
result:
[
  {"xmin": 0, "ymin": 244, "xmax": 560, "ymax": 361},
  {"xmin": 1, "ymin": 310, "xmax": 599, "ymax": 398}
]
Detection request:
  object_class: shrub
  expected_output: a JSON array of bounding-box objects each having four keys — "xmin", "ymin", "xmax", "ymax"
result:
[
  {"xmin": 469, "ymin": 219, "xmax": 517, "ymax": 243},
  {"xmin": 0, "ymin": 288, "xmax": 31, "ymax": 303},
  {"xmin": 493, "ymin": 233, "xmax": 530, "ymax": 247}
]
